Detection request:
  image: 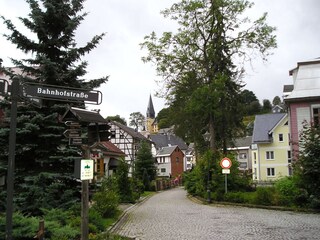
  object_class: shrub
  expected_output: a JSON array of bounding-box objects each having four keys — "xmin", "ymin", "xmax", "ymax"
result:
[
  {"xmin": 274, "ymin": 177, "xmax": 299, "ymax": 206},
  {"xmin": 92, "ymin": 190, "xmax": 119, "ymax": 218},
  {"xmin": 253, "ymin": 187, "xmax": 275, "ymax": 205},
  {"xmin": 224, "ymin": 192, "xmax": 247, "ymax": 203}
]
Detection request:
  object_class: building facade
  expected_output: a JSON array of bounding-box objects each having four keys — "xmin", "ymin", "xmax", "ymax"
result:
[
  {"xmin": 251, "ymin": 113, "xmax": 291, "ymax": 181},
  {"xmin": 284, "ymin": 58, "xmax": 320, "ymax": 159}
]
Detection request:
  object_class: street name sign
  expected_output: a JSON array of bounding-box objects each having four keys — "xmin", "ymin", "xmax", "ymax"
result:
[{"xmin": 22, "ymin": 82, "xmax": 102, "ymax": 105}]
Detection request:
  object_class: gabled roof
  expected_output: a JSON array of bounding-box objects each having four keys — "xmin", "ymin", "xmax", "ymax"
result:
[
  {"xmin": 91, "ymin": 141, "xmax": 126, "ymax": 157},
  {"xmin": 61, "ymin": 107, "xmax": 107, "ymax": 123},
  {"xmin": 110, "ymin": 121, "xmax": 150, "ymax": 141},
  {"xmin": 149, "ymin": 134, "xmax": 188, "ymax": 150},
  {"xmin": 156, "ymin": 145, "xmax": 182, "ymax": 157},
  {"xmin": 252, "ymin": 113, "xmax": 286, "ymax": 143},
  {"xmin": 229, "ymin": 136, "xmax": 252, "ymax": 149}
]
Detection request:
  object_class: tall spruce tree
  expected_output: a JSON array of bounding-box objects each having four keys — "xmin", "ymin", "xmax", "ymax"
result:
[
  {"xmin": 0, "ymin": 0, "xmax": 107, "ymax": 213},
  {"xmin": 134, "ymin": 141, "xmax": 156, "ymax": 191},
  {"xmin": 141, "ymin": 0, "xmax": 276, "ymax": 153}
]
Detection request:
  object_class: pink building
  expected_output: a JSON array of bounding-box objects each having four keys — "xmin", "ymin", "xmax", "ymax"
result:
[{"xmin": 284, "ymin": 58, "xmax": 320, "ymax": 159}]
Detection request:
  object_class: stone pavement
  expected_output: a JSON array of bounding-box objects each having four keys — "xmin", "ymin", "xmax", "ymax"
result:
[{"xmin": 110, "ymin": 187, "xmax": 320, "ymax": 240}]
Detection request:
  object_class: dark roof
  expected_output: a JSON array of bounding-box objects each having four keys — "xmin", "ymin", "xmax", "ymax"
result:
[
  {"xmin": 91, "ymin": 141, "xmax": 126, "ymax": 157},
  {"xmin": 156, "ymin": 145, "xmax": 183, "ymax": 156},
  {"xmin": 111, "ymin": 121, "xmax": 150, "ymax": 141},
  {"xmin": 233, "ymin": 136, "xmax": 252, "ymax": 148},
  {"xmin": 146, "ymin": 94, "xmax": 155, "ymax": 118},
  {"xmin": 149, "ymin": 134, "xmax": 188, "ymax": 150},
  {"xmin": 61, "ymin": 107, "xmax": 107, "ymax": 123},
  {"xmin": 252, "ymin": 113, "xmax": 286, "ymax": 143}
]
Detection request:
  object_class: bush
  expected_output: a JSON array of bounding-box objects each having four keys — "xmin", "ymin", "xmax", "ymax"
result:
[
  {"xmin": 253, "ymin": 187, "xmax": 275, "ymax": 205},
  {"xmin": 92, "ymin": 191, "xmax": 119, "ymax": 218},
  {"xmin": 224, "ymin": 192, "xmax": 248, "ymax": 203},
  {"xmin": 274, "ymin": 177, "xmax": 299, "ymax": 206}
]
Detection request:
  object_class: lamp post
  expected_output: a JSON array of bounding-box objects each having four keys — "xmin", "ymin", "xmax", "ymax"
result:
[{"xmin": 202, "ymin": 131, "xmax": 212, "ymax": 203}]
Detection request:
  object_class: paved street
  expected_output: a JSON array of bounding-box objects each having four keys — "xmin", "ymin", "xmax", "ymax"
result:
[{"xmin": 111, "ymin": 187, "xmax": 320, "ymax": 240}]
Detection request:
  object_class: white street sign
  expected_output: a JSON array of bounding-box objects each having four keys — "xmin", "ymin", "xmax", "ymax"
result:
[{"xmin": 80, "ymin": 159, "xmax": 94, "ymax": 180}]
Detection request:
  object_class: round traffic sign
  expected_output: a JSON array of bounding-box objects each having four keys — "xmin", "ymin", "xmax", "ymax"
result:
[{"xmin": 220, "ymin": 157, "xmax": 232, "ymax": 169}]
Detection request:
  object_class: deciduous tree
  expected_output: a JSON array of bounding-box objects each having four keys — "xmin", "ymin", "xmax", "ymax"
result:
[{"xmin": 141, "ymin": 0, "xmax": 276, "ymax": 153}]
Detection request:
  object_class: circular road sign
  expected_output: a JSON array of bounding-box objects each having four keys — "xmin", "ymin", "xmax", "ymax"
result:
[{"xmin": 220, "ymin": 157, "xmax": 232, "ymax": 169}]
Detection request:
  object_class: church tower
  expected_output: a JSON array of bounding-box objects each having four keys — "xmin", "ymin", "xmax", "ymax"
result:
[{"xmin": 146, "ymin": 95, "xmax": 158, "ymax": 133}]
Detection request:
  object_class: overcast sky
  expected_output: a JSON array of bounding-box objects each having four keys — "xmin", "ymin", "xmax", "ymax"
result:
[{"xmin": 1, "ymin": 0, "xmax": 319, "ymax": 122}]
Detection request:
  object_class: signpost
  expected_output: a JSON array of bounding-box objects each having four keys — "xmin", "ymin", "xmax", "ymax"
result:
[
  {"xmin": 220, "ymin": 157, "xmax": 232, "ymax": 194},
  {"xmin": 2, "ymin": 77, "xmax": 103, "ymax": 240},
  {"xmin": 22, "ymin": 82, "xmax": 103, "ymax": 105}
]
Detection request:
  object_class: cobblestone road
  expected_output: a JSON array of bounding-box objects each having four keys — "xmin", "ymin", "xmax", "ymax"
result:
[{"xmin": 111, "ymin": 187, "xmax": 320, "ymax": 240}]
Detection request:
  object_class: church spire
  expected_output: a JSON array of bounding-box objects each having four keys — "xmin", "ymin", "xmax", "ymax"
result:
[{"xmin": 146, "ymin": 94, "xmax": 155, "ymax": 118}]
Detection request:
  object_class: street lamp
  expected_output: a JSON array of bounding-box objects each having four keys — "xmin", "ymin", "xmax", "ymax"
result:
[{"xmin": 202, "ymin": 131, "xmax": 212, "ymax": 203}]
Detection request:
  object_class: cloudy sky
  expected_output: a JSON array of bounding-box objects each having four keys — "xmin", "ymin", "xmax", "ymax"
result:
[{"xmin": 1, "ymin": 0, "xmax": 319, "ymax": 122}]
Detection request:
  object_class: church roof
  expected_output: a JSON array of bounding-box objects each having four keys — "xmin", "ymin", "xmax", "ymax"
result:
[{"xmin": 146, "ymin": 94, "xmax": 155, "ymax": 118}]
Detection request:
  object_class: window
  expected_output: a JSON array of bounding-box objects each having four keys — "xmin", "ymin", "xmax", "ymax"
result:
[
  {"xmin": 239, "ymin": 153, "xmax": 247, "ymax": 159},
  {"xmin": 266, "ymin": 151, "xmax": 274, "ymax": 160},
  {"xmin": 279, "ymin": 133, "xmax": 283, "ymax": 142},
  {"xmin": 313, "ymin": 107, "xmax": 320, "ymax": 127},
  {"xmin": 161, "ymin": 168, "xmax": 166, "ymax": 173},
  {"xmin": 176, "ymin": 157, "xmax": 179, "ymax": 163},
  {"xmin": 267, "ymin": 168, "xmax": 275, "ymax": 177},
  {"xmin": 253, "ymin": 152, "xmax": 257, "ymax": 160},
  {"xmin": 110, "ymin": 130, "xmax": 116, "ymax": 139},
  {"xmin": 287, "ymin": 150, "xmax": 292, "ymax": 163}
]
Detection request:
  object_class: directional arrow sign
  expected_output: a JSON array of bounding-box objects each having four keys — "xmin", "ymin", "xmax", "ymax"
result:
[{"xmin": 63, "ymin": 129, "xmax": 82, "ymax": 138}]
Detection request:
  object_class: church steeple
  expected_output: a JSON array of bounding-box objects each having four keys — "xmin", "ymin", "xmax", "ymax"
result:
[{"xmin": 146, "ymin": 94, "xmax": 155, "ymax": 119}]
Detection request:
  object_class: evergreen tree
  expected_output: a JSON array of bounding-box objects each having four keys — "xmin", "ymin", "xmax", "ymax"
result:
[
  {"xmin": 262, "ymin": 99, "xmax": 272, "ymax": 113},
  {"xmin": 134, "ymin": 141, "xmax": 156, "ymax": 190},
  {"xmin": 0, "ymin": 0, "xmax": 107, "ymax": 214}
]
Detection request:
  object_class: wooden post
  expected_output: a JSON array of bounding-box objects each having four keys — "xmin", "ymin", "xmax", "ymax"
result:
[{"xmin": 81, "ymin": 147, "xmax": 90, "ymax": 240}]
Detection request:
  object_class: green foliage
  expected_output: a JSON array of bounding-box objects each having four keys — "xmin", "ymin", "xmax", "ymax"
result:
[
  {"xmin": 106, "ymin": 115, "xmax": 127, "ymax": 125},
  {"xmin": 253, "ymin": 187, "xmax": 275, "ymax": 206},
  {"xmin": 92, "ymin": 177, "xmax": 119, "ymax": 218},
  {"xmin": 294, "ymin": 122, "xmax": 320, "ymax": 208},
  {"xmin": 114, "ymin": 160, "xmax": 136, "ymax": 203},
  {"xmin": 1, "ymin": 0, "xmax": 107, "ymax": 217},
  {"xmin": 156, "ymin": 107, "xmax": 173, "ymax": 129},
  {"xmin": 184, "ymin": 150, "xmax": 252, "ymax": 200},
  {"xmin": 129, "ymin": 112, "xmax": 145, "ymax": 130},
  {"xmin": 273, "ymin": 176, "xmax": 299, "ymax": 206},
  {"xmin": 15, "ymin": 172, "xmax": 80, "ymax": 215},
  {"xmin": 134, "ymin": 141, "xmax": 156, "ymax": 190},
  {"xmin": 141, "ymin": 0, "xmax": 277, "ymax": 151},
  {"xmin": 0, "ymin": 212, "xmax": 38, "ymax": 239},
  {"xmin": 224, "ymin": 191, "xmax": 255, "ymax": 204}
]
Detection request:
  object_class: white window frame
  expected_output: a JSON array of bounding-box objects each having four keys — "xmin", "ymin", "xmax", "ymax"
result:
[
  {"xmin": 267, "ymin": 167, "xmax": 275, "ymax": 177},
  {"xmin": 278, "ymin": 133, "xmax": 284, "ymax": 142},
  {"xmin": 266, "ymin": 151, "xmax": 274, "ymax": 160}
]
